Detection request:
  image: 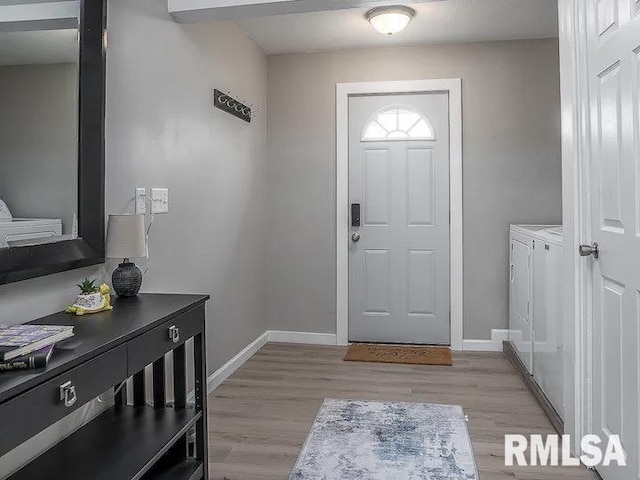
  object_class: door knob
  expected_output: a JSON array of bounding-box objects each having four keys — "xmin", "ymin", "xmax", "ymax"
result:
[
  {"xmin": 579, "ymin": 242, "xmax": 599, "ymax": 259},
  {"xmin": 351, "ymin": 232, "xmax": 361, "ymax": 243}
]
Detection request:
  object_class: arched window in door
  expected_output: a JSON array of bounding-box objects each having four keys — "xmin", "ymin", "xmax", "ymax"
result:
[{"xmin": 362, "ymin": 106, "xmax": 435, "ymax": 141}]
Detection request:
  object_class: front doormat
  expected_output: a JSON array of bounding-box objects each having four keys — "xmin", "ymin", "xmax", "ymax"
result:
[{"xmin": 344, "ymin": 343, "xmax": 453, "ymax": 366}]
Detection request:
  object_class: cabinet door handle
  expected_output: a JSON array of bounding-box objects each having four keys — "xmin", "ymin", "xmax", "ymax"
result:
[
  {"xmin": 168, "ymin": 325, "xmax": 180, "ymax": 343},
  {"xmin": 59, "ymin": 381, "xmax": 77, "ymax": 408},
  {"xmin": 509, "ymin": 263, "xmax": 515, "ymax": 283}
]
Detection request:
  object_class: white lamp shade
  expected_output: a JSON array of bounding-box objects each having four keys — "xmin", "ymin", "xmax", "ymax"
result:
[
  {"xmin": 367, "ymin": 6, "xmax": 415, "ymax": 35},
  {"xmin": 106, "ymin": 214, "xmax": 147, "ymax": 259}
]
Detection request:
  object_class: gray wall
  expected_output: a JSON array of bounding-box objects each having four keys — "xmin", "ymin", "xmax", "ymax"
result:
[
  {"xmin": 0, "ymin": 0, "xmax": 267, "ymax": 474},
  {"xmin": 0, "ymin": 63, "xmax": 78, "ymax": 232},
  {"xmin": 265, "ymin": 39, "xmax": 562, "ymax": 340},
  {"xmin": 105, "ymin": 0, "xmax": 267, "ymax": 372}
]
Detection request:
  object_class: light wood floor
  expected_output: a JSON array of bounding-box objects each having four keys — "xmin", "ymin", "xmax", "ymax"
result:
[{"xmin": 208, "ymin": 343, "xmax": 597, "ymax": 480}]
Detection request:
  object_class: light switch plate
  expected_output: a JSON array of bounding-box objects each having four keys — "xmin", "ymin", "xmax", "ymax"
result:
[
  {"xmin": 135, "ymin": 188, "xmax": 146, "ymax": 215},
  {"xmin": 150, "ymin": 188, "xmax": 169, "ymax": 214}
]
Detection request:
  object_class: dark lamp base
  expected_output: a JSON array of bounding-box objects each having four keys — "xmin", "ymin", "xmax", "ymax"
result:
[{"xmin": 112, "ymin": 261, "xmax": 142, "ymax": 297}]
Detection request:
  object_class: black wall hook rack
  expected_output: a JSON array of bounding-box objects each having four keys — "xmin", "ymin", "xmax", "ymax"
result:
[{"xmin": 214, "ymin": 89, "xmax": 252, "ymax": 123}]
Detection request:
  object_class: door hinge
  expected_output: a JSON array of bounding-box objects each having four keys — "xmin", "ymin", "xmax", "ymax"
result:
[{"xmin": 527, "ymin": 301, "xmax": 530, "ymax": 315}]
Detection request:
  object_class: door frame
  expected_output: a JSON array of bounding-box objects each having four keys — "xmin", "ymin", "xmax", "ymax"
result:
[
  {"xmin": 335, "ymin": 79, "xmax": 463, "ymax": 349},
  {"xmin": 558, "ymin": 0, "xmax": 589, "ymax": 451}
]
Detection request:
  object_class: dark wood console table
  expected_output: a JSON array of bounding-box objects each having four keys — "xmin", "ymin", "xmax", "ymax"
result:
[{"xmin": 0, "ymin": 293, "xmax": 210, "ymax": 480}]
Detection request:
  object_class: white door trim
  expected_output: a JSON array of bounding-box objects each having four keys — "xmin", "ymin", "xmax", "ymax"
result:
[
  {"xmin": 558, "ymin": 0, "xmax": 590, "ymax": 451},
  {"xmin": 336, "ymin": 79, "xmax": 463, "ymax": 350}
]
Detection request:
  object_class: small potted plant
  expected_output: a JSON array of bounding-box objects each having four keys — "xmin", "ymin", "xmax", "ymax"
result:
[{"xmin": 68, "ymin": 278, "xmax": 112, "ymax": 315}]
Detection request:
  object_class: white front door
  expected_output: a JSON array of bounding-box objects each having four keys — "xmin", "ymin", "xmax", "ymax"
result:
[
  {"xmin": 584, "ymin": 1, "xmax": 640, "ymax": 479},
  {"xmin": 348, "ymin": 93, "xmax": 450, "ymax": 344}
]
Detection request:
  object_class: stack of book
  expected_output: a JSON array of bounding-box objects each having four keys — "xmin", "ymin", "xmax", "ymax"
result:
[{"xmin": 0, "ymin": 324, "xmax": 74, "ymax": 372}]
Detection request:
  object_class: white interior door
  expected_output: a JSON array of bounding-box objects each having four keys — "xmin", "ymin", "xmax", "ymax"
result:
[
  {"xmin": 348, "ymin": 93, "xmax": 450, "ymax": 344},
  {"xmin": 585, "ymin": 1, "xmax": 640, "ymax": 478}
]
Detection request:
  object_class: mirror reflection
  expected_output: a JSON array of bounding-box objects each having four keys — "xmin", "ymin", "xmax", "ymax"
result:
[{"xmin": 0, "ymin": 1, "xmax": 79, "ymax": 248}]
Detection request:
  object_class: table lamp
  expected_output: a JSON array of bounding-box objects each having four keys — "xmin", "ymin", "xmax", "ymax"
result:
[{"xmin": 106, "ymin": 214, "xmax": 147, "ymax": 297}]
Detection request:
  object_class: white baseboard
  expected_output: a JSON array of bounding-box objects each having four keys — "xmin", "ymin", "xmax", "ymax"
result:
[
  {"xmin": 204, "ymin": 330, "xmax": 337, "ymax": 394},
  {"xmin": 267, "ymin": 330, "xmax": 338, "ymax": 345},
  {"xmin": 205, "ymin": 331, "xmax": 269, "ymax": 394},
  {"xmin": 461, "ymin": 339, "xmax": 494, "ymax": 351},
  {"xmin": 462, "ymin": 329, "xmax": 510, "ymax": 352}
]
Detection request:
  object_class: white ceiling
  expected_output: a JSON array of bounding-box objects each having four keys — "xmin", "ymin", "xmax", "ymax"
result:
[
  {"xmin": 236, "ymin": 0, "xmax": 558, "ymax": 55},
  {"xmin": 0, "ymin": 29, "xmax": 77, "ymax": 65}
]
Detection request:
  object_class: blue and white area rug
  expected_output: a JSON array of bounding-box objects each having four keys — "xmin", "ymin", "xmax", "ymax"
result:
[{"xmin": 290, "ymin": 399, "xmax": 478, "ymax": 480}]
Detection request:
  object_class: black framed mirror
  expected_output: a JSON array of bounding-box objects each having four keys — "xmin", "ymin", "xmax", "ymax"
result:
[{"xmin": 0, "ymin": 0, "xmax": 106, "ymax": 285}]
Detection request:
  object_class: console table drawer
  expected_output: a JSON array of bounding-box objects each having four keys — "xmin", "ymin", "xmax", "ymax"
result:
[
  {"xmin": 127, "ymin": 306, "xmax": 203, "ymax": 374},
  {"xmin": 0, "ymin": 345, "xmax": 127, "ymax": 456}
]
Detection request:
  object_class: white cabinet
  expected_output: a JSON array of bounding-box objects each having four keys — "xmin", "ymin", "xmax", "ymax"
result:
[{"xmin": 509, "ymin": 225, "xmax": 564, "ymax": 419}]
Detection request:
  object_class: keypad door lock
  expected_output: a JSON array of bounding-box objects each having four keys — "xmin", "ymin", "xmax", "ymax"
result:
[{"xmin": 351, "ymin": 203, "xmax": 361, "ymax": 227}]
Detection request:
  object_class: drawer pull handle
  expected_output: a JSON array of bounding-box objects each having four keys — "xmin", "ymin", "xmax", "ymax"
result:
[
  {"xmin": 59, "ymin": 381, "xmax": 77, "ymax": 408},
  {"xmin": 168, "ymin": 325, "xmax": 180, "ymax": 343}
]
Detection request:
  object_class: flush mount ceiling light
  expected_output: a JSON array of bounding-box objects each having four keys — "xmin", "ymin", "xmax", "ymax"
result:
[{"xmin": 366, "ymin": 5, "xmax": 416, "ymax": 35}]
